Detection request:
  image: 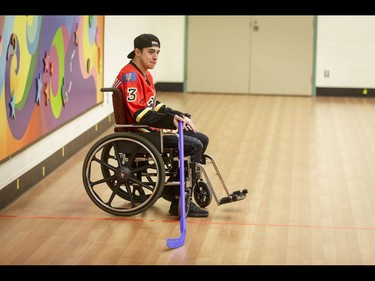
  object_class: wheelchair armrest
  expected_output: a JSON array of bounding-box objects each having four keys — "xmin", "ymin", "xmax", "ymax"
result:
[
  {"xmin": 101, "ymin": 87, "xmax": 122, "ymax": 95},
  {"xmin": 114, "ymin": 124, "xmax": 151, "ymax": 129}
]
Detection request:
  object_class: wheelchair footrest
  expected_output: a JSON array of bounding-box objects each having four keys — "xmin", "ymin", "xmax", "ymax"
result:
[{"xmin": 219, "ymin": 189, "xmax": 248, "ymax": 205}]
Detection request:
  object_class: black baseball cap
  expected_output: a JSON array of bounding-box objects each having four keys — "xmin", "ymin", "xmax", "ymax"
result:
[{"xmin": 127, "ymin": 33, "xmax": 161, "ymax": 59}]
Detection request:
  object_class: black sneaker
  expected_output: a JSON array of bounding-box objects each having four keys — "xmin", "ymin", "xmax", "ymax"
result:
[{"xmin": 169, "ymin": 200, "xmax": 209, "ymax": 218}]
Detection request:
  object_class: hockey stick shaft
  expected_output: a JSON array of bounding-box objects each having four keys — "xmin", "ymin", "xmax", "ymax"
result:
[{"xmin": 166, "ymin": 121, "xmax": 186, "ymax": 248}]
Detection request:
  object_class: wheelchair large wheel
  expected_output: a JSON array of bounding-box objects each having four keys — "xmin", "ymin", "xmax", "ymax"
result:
[
  {"xmin": 82, "ymin": 132, "xmax": 165, "ymax": 216},
  {"xmin": 193, "ymin": 180, "xmax": 212, "ymax": 208}
]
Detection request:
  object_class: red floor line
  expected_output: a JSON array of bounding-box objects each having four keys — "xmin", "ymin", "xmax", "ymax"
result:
[{"xmin": 1, "ymin": 214, "xmax": 375, "ymax": 231}]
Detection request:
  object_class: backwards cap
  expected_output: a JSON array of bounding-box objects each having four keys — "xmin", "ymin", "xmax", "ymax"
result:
[{"xmin": 127, "ymin": 33, "xmax": 161, "ymax": 59}]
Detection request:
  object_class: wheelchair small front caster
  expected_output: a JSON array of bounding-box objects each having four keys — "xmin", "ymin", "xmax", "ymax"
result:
[{"xmin": 193, "ymin": 181, "xmax": 212, "ymax": 208}]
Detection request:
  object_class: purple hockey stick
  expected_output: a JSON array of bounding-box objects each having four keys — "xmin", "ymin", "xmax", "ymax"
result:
[{"xmin": 166, "ymin": 120, "xmax": 186, "ymax": 249}]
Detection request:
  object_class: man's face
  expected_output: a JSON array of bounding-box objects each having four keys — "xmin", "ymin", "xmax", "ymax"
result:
[{"xmin": 137, "ymin": 46, "xmax": 160, "ymax": 70}]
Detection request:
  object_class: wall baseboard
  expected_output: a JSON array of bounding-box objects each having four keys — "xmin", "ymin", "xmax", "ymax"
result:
[
  {"xmin": 0, "ymin": 115, "xmax": 114, "ymax": 210},
  {"xmin": 316, "ymin": 87, "xmax": 375, "ymax": 97},
  {"xmin": 155, "ymin": 82, "xmax": 183, "ymax": 92}
]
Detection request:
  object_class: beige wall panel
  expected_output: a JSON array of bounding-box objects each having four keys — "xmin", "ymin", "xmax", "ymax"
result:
[
  {"xmin": 249, "ymin": 16, "xmax": 314, "ymax": 96},
  {"xmin": 187, "ymin": 16, "xmax": 251, "ymax": 94}
]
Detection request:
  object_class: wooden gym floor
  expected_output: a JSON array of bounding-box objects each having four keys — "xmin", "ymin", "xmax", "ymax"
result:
[{"xmin": 1, "ymin": 92, "xmax": 375, "ymax": 265}]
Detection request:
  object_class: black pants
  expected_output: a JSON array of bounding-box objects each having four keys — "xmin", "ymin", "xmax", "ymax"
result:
[{"xmin": 163, "ymin": 130, "xmax": 209, "ymax": 163}]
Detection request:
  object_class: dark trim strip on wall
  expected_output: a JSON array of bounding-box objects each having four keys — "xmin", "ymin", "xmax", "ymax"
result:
[
  {"xmin": 0, "ymin": 115, "xmax": 114, "ymax": 210},
  {"xmin": 155, "ymin": 82, "xmax": 184, "ymax": 92},
  {"xmin": 316, "ymin": 87, "xmax": 375, "ymax": 98},
  {"xmin": 155, "ymin": 84, "xmax": 375, "ymax": 98}
]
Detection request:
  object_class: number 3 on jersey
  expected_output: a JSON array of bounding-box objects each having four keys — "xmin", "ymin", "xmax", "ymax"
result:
[{"xmin": 127, "ymin": 88, "xmax": 137, "ymax": 102}]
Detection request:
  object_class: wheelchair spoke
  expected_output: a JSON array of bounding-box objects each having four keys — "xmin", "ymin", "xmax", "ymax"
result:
[
  {"xmin": 89, "ymin": 175, "xmax": 116, "ymax": 186},
  {"xmin": 106, "ymin": 180, "xmax": 123, "ymax": 206},
  {"xmin": 131, "ymin": 163, "xmax": 156, "ymax": 174},
  {"xmin": 93, "ymin": 155, "xmax": 117, "ymax": 172},
  {"xmin": 133, "ymin": 186, "xmax": 147, "ymax": 202},
  {"xmin": 123, "ymin": 182, "xmax": 137, "ymax": 207},
  {"xmin": 129, "ymin": 176, "xmax": 156, "ymax": 192},
  {"xmin": 124, "ymin": 147, "xmax": 140, "ymax": 167},
  {"xmin": 112, "ymin": 141, "xmax": 125, "ymax": 167}
]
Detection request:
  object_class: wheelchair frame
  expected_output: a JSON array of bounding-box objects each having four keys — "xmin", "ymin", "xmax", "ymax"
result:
[{"xmin": 81, "ymin": 87, "xmax": 247, "ymax": 217}]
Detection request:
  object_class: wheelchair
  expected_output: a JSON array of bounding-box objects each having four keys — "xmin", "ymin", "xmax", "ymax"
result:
[{"xmin": 81, "ymin": 87, "xmax": 248, "ymax": 217}]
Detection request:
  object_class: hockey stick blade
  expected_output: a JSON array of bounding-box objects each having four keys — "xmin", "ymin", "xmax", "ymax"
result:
[
  {"xmin": 166, "ymin": 120, "xmax": 187, "ymax": 249},
  {"xmin": 166, "ymin": 230, "xmax": 186, "ymax": 249}
]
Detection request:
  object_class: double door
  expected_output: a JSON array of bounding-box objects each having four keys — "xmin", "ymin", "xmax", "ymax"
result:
[{"xmin": 186, "ymin": 16, "xmax": 314, "ymax": 96}]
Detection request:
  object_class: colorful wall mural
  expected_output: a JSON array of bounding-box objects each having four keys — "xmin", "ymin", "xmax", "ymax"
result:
[{"xmin": 0, "ymin": 15, "xmax": 104, "ymax": 163}]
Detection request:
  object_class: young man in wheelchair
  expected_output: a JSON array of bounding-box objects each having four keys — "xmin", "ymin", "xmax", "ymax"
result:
[{"xmin": 112, "ymin": 34, "xmax": 209, "ymax": 217}]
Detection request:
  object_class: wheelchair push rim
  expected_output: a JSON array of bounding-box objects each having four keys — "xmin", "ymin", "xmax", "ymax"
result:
[{"xmin": 82, "ymin": 132, "xmax": 165, "ymax": 216}]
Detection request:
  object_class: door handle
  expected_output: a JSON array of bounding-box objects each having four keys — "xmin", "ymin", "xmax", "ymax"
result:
[{"xmin": 253, "ymin": 20, "xmax": 259, "ymax": 32}]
